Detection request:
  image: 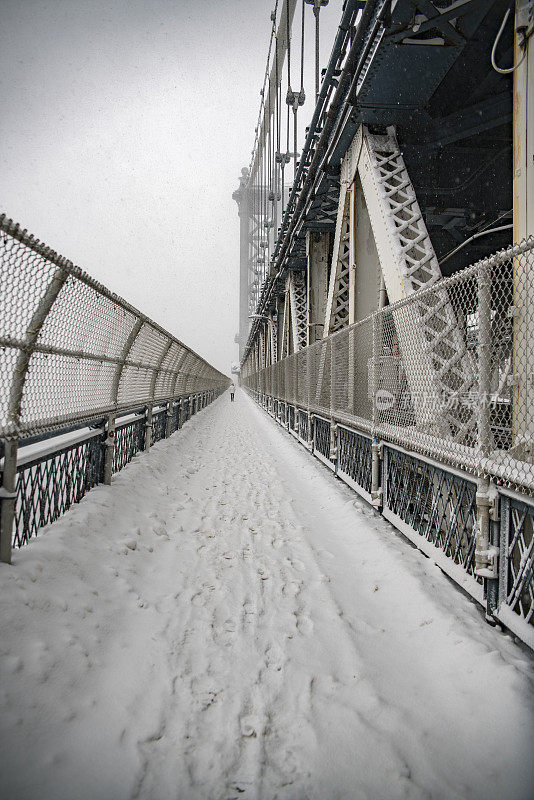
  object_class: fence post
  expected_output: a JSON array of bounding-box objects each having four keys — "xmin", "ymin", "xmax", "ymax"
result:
[
  {"xmin": 145, "ymin": 404, "xmax": 153, "ymax": 452},
  {"xmin": 306, "ymin": 346, "xmax": 313, "ymax": 449},
  {"xmin": 103, "ymin": 414, "xmax": 116, "ymax": 485},
  {"xmin": 0, "ymin": 439, "xmax": 17, "ymax": 564},
  {"xmin": 475, "ymin": 260, "xmax": 499, "ymax": 609},
  {"xmin": 371, "ymin": 311, "xmax": 383, "ymax": 508},
  {"xmin": 329, "ymin": 338, "xmax": 337, "ymax": 464}
]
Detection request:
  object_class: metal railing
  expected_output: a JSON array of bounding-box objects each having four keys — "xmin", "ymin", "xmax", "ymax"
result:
[
  {"xmin": 0, "ymin": 215, "xmax": 230, "ymax": 561},
  {"xmin": 243, "ymin": 241, "xmax": 534, "ymax": 649},
  {"xmin": 243, "ymin": 239, "xmax": 534, "ymax": 495}
]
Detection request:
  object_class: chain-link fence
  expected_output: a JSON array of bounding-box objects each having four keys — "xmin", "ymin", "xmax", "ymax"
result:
[
  {"xmin": 0, "ymin": 215, "xmax": 230, "ymax": 559},
  {"xmin": 244, "ymin": 239, "xmax": 534, "ymax": 495},
  {"xmin": 0, "ymin": 215, "xmax": 229, "ymax": 440},
  {"xmin": 244, "ymin": 240, "xmax": 534, "ymax": 648}
]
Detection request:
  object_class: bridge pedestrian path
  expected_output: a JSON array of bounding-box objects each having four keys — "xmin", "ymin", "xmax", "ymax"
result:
[{"xmin": 0, "ymin": 389, "xmax": 533, "ymax": 800}]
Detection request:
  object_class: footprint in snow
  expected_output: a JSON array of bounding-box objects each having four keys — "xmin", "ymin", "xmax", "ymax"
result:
[
  {"xmin": 239, "ymin": 716, "xmax": 259, "ymax": 737},
  {"xmin": 191, "ymin": 586, "xmax": 214, "ymax": 607},
  {"xmin": 282, "ymin": 580, "xmax": 302, "ymax": 598},
  {"xmin": 296, "ymin": 614, "xmax": 314, "ymax": 636}
]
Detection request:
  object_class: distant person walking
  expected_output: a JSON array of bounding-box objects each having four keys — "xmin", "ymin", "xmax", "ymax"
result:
[{"xmin": 230, "ymin": 384, "xmax": 235, "ymax": 402}]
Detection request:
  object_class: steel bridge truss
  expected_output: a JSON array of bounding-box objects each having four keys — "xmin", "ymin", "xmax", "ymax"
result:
[{"xmin": 242, "ymin": 238, "xmax": 534, "ymax": 650}]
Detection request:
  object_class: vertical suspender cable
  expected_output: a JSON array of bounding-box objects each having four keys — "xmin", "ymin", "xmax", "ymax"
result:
[
  {"xmin": 294, "ymin": 0, "xmax": 306, "ymax": 180},
  {"xmin": 300, "ymin": 0, "xmax": 305, "ymax": 92}
]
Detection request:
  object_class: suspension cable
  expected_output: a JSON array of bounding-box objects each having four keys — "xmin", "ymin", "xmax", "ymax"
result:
[
  {"xmin": 249, "ymin": 3, "xmax": 280, "ymax": 175},
  {"xmin": 287, "ymin": 0, "xmax": 292, "ymax": 89}
]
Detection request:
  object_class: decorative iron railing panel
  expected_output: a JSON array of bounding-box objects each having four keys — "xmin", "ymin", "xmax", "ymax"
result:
[
  {"xmin": 337, "ymin": 427, "xmax": 372, "ymax": 496},
  {"xmin": 182, "ymin": 398, "xmax": 190, "ymax": 424},
  {"xmin": 288, "ymin": 405, "xmax": 296, "ymax": 432},
  {"xmin": 4, "ymin": 388, "xmax": 223, "ymax": 549},
  {"xmin": 113, "ymin": 416, "xmax": 146, "ymax": 474},
  {"xmin": 13, "ymin": 431, "xmax": 104, "ymax": 548},
  {"xmin": 248, "ymin": 388, "xmax": 533, "ymax": 646},
  {"xmin": 314, "ymin": 417, "xmax": 331, "ymax": 462},
  {"xmin": 383, "ymin": 446, "xmax": 480, "ymax": 580},
  {"xmin": 499, "ymin": 495, "xmax": 534, "ymax": 628},
  {"xmin": 170, "ymin": 401, "xmax": 181, "ymax": 435},
  {"xmin": 298, "ymin": 410, "xmax": 309, "ymax": 443},
  {"xmin": 151, "ymin": 408, "xmax": 167, "ymax": 445}
]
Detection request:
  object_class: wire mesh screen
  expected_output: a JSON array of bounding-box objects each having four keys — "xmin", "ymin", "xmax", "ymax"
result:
[
  {"xmin": 0, "ymin": 215, "xmax": 229, "ymax": 440},
  {"xmin": 243, "ymin": 240, "xmax": 534, "ymax": 494}
]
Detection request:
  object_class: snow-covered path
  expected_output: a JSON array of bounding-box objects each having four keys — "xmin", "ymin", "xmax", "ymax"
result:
[{"xmin": 1, "ymin": 389, "xmax": 533, "ymax": 800}]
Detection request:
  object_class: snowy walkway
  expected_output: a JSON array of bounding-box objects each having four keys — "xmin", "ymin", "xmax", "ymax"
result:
[{"xmin": 1, "ymin": 389, "xmax": 533, "ymax": 800}]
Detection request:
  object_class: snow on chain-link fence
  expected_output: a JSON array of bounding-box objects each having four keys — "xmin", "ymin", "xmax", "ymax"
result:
[
  {"xmin": 0, "ymin": 215, "xmax": 230, "ymax": 560},
  {"xmin": 243, "ymin": 240, "xmax": 534, "ymax": 648}
]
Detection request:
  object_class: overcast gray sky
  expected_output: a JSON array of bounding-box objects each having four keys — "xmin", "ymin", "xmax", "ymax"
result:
[{"xmin": 1, "ymin": 0, "xmax": 340, "ymax": 373}]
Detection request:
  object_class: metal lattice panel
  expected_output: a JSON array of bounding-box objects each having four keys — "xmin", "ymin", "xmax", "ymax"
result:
[
  {"xmin": 288, "ymin": 405, "xmax": 296, "ymax": 432},
  {"xmin": 270, "ymin": 313, "xmax": 278, "ymax": 364},
  {"xmin": 360, "ymin": 128, "xmax": 477, "ymax": 443},
  {"xmin": 289, "ymin": 271, "xmax": 308, "ymax": 352},
  {"xmin": 324, "ymin": 187, "xmax": 351, "ymax": 335},
  {"xmin": 338, "ymin": 427, "xmax": 372, "ymax": 495},
  {"xmin": 314, "ymin": 416, "xmax": 331, "ymax": 461},
  {"xmin": 171, "ymin": 401, "xmax": 181, "ymax": 435},
  {"xmin": 298, "ymin": 409, "xmax": 309, "ymax": 442},
  {"xmin": 13, "ymin": 434, "xmax": 104, "ymax": 547},
  {"xmin": 151, "ymin": 409, "xmax": 167, "ymax": 445},
  {"xmin": 384, "ymin": 447, "xmax": 480, "ymax": 578},
  {"xmin": 113, "ymin": 417, "xmax": 146, "ymax": 474},
  {"xmin": 280, "ymin": 286, "xmax": 291, "ymax": 360},
  {"xmin": 500, "ymin": 497, "xmax": 534, "ymax": 626}
]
